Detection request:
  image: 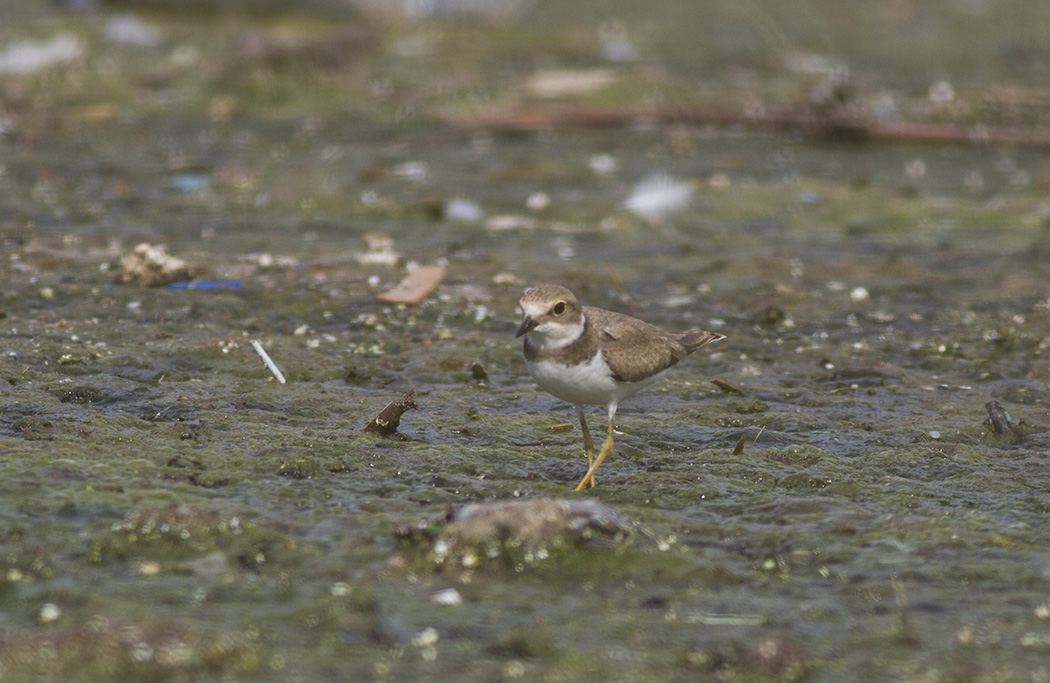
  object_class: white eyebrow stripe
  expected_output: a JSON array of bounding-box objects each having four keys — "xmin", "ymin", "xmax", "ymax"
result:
[{"xmin": 522, "ymin": 301, "xmax": 549, "ymax": 317}]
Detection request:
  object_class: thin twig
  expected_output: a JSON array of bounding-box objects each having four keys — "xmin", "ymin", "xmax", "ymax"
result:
[
  {"xmin": 712, "ymin": 378, "xmax": 745, "ymax": 395},
  {"xmin": 753, "ymin": 425, "xmax": 766, "ymax": 446},
  {"xmin": 444, "ymin": 106, "xmax": 1050, "ymax": 148}
]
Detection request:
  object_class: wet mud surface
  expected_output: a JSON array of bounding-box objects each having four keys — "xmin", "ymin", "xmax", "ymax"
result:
[{"xmin": 4, "ymin": 0, "xmax": 1050, "ymax": 680}]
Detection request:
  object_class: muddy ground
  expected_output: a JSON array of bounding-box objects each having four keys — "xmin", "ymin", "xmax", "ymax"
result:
[{"xmin": 3, "ymin": 0, "xmax": 1050, "ymax": 681}]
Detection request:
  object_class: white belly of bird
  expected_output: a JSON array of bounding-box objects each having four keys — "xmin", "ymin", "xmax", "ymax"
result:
[{"xmin": 525, "ymin": 353, "xmax": 667, "ymax": 408}]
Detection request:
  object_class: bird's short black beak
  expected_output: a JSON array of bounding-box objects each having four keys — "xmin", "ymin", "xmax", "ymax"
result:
[{"xmin": 515, "ymin": 316, "xmax": 537, "ymax": 338}]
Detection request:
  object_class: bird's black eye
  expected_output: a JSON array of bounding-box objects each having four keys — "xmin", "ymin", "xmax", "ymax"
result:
[{"xmin": 552, "ymin": 301, "xmax": 567, "ymax": 315}]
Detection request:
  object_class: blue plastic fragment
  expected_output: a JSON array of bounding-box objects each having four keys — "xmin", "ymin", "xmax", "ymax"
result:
[
  {"xmin": 170, "ymin": 174, "xmax": 210, "ymax": 193},
  {"xmin": 166, "ymin": 280, "xmax": 241, "ymax": 290}
]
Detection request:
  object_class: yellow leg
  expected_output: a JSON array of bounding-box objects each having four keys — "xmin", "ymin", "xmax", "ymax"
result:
[
  {"xmin": 574, "ymin": 418, "xmax": 615, "ymax": 491},
  {"xmin": 576, "ymin": 406, "xmax": 595, "ymax": 470}
]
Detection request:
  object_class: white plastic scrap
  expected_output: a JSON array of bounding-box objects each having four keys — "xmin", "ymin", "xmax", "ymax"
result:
[{"xmin": 252, "ymin": 340, "xmax": 286, "ymax": 384}]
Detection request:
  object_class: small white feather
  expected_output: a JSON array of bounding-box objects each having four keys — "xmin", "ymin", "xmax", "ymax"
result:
[{"xmin": 624, "ymin": 173, "xmax": 693, "ymax": 219}]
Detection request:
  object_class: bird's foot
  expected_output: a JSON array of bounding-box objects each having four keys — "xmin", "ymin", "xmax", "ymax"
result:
[{"xmin": 573, "ymin": 432, "xmax": 614, "ymax": 492}]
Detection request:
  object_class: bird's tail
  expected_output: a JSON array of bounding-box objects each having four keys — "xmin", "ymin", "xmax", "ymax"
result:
[{"xmin": 679, "ymin": 330, "xmax": 726, "ymax": 353}]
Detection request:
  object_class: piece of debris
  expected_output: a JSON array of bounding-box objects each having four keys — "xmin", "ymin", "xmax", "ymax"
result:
[
  {"xmin": 526, "ymin": 192, "xmax": 551, "ymax": 212},
  {"xmin": 357, "ymin": 233, "xmax": 402, "ymax": 266},
  {"xmin": 377, "ymin": 265, "xmax": 446, "ymax": 304},
  {"xmin": 364, "ymin": 389, "xmax": 417, "ymax": 435},
  {"xmin": 166, "ymin": 280, "xmax": 241, "ymax": 290},
  {"xmin": 712, "ymin": 378, "xmax": 744, "ymax": 395},
  {"xmin": 445, "ymin": 197, "xmax": 483, "ymax": 222},
  {"xmin": 484, "ymin": 215, "xmax": 538, "ymax": 231},
  {"xmin": 470, "ymin": 362, "xmax": 488, "ymax": 382},
  {"xmin": 448, "ymin": 498, "xmax": 644, "ymax": 544},
  {"xmin": 985, "ymin": 400, "xmax": 1021, "ymax": 441},
  {"xmin": 251, "ymin": 339, "xmax": 286, "ymax": 384},
  {"xmin": 395, "ymin": 498, "xmax": 656, "ymax": 571},
  {"xmin": 590, "ymin": 153, "xmax": 618, "ymax": 175},
  {"xmin": 524, "ymin": 68, "xmax": 616, "ymax": 98},
  {"xmin": 0, "ymin": 35, "xmax": 83, "ymax": 75},
  {"xmin": 38, "ymin": 602, "xmax": 61, "ymax": 624},
  {"xmin": 170, "ymin": 174, "xmax": 209, "ymax": 193},
  {"xmin": 444, "ymin": 105, "xmax": 1050, "ymax": 148},
  {"xmin": 119, "ymin": 243, "xmax": 191, "ymax": 287},
  {"xmin": 393, "ymin": 161, "xmax": 428, "ymax": 182},
  {"xmin": 352, "ymin": 0, "xmax": 530, "ymax": 21},
  {"xmin": 733, "ymin": 434, "xmax": 747, "ymax": 455},
  {"xmin": 105, "ymin": 14, "xmax": 162, "ymax": 47},
  {"xmin": 491, "ymin": 271, "xmax": 521, "ymax": 286},
  {"xmin": 429, "ymin": 588, "xmax": 463, "ymax": 606}
]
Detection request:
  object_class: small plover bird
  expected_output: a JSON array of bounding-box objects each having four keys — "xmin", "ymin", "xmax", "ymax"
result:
[{"xmin": 515, "ymin": 284, "xmax": 725, "ymax": 491}]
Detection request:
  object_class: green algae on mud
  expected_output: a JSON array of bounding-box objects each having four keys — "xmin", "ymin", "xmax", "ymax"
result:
[
  {"xmin": 6, "ymin": 209, "xmax": 1050, "ymax": 681},
  {"xmin": 6, "ymin": 204, "xmax": 1050, "ymax": 680}
]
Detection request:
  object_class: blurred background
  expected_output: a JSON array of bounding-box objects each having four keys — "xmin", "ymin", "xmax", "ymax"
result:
[{"xmin": 3, "ymin": 0, "xmax": 1050, "ymax": 245}]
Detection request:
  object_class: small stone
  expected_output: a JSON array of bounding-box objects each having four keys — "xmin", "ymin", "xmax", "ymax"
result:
[
  {"xmin": 445, "ymin": 198, "xmax": 483, "ymax": 222},
  {"xmin": 395, "ymin": 498, "xmax": 654, "ymax": 572},
  {"xmin": 526, "ymin": 192, "xmax": 550, "ymax": 211},
  {"xmin": 589, "ymin": 154, "xmax": 618, "ymax": 175},
  {"xmin": 119, "ymin": 243, "xmax": 191, "ymax": 287},
  {"xmin": 485, "ymin": 215, "xmax": 538, "ymax": 231},
  {"xmin": 0, "ymin": 35, "xmax": 83, "ymax": 75},
  {"xmin": 105, "ymin": 14, "xmax": 162, "ymax": 47},
  {"xmin": 139, "ymin": 560, "xmax": 161, "ymax": 576},
  {"xmin": 39, "ymin": 602, "xmax": 62, "ymax": 623},
  {"xmin": 525, "ymin": 68, "xmax": 615, "ymax": 98},
  {"xmin": 412, "ymin": 627, "xmax": 439, "ymax": 647},
  {"xmin": 358, "ymin": 233, "xmax": 401, "ymax": 266},
  {"xmin": 929, "ymin": 80, "xmax": 954, "ymax": 103},
  {"xmin": 430, "ymin": 588, "xmax": 462, "ymax": 606},
  {"xmin": 492, "ymin": 271, "xmax": 521, "ymax": 286}
]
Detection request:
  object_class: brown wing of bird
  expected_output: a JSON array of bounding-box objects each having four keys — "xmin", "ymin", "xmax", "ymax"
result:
[{"xmin": 586, "ymin": 306, "xmax": 724, "ymax": 384}]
